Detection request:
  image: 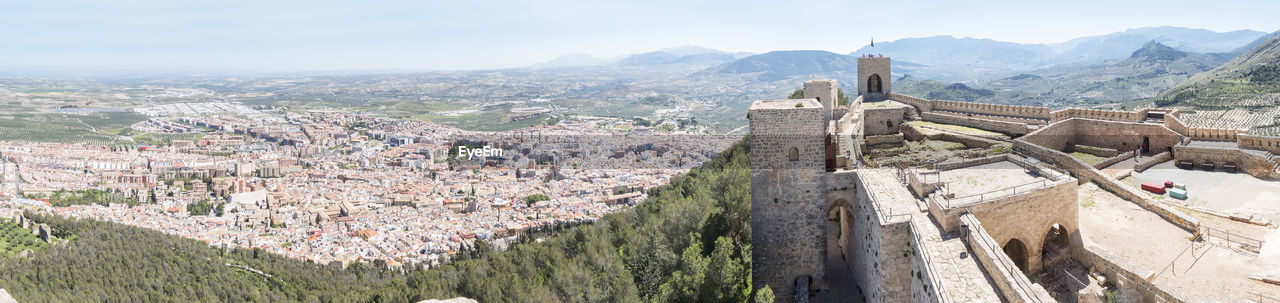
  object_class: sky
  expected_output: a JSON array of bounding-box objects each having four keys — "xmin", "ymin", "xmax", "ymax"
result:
[{"xmin": 1, "ymin": 0, "xmax": 1277, "ymax": 74}]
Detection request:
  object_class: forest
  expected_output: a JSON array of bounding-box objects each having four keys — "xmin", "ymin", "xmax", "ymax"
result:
[{"xmin": 0, "ymin": 138, "xmax": 757, "ymax": 303}]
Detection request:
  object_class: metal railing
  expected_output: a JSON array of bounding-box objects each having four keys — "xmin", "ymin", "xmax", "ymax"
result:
[
  {"xmin": 966, "ymin": 216, "xmax": 1047, "ymax": 303},
  {"xmin": 855, "ymin": 170, "xmax": 912, "ymax": 223},
  {"xmin": 1062, "ymin": 269, "xmax": 1088, "ymax": 289},
  {"xmin": 1152, "ymin": 241, "xmax": 1199, "ymax": 280},
  {"xmin": 908, "ymin": 219, "xmax": 953, "ymax": 303},
  {"xmin": 1200, "ymin": 226, "xmax": 1263, "ymax": 254},
  {"xmin": 941, "ymin": 179, "xmax": 1053, "ymax": 208}
]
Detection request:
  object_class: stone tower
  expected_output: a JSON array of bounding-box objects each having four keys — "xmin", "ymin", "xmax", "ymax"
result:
[
  {"xmin": 803, "ymin": 79, "xmax": 838, "ymax": 122},
  {"xmin": 857, "ymin": 57, "xmax": 891, "ymax": 100},
  {"xmin": 748, "ymin": 98, "xmax": 828, "ymax": 301}
]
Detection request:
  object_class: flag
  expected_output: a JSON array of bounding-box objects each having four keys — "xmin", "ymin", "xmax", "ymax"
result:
[{"xmin": 871, "ymin": 36, "xmax": 875, "ymax": 47}]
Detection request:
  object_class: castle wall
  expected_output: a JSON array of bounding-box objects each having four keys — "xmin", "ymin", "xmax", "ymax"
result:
[
  {"xmin": 805, "ymin": 80, "xmax": 838, "ymax": 122},
  {"xmin": 749, "ymin": 100, "xmax": 829, "ymax": 300},
  {"xmin": 907, "ymin": 220, "xmax": 947, "ymax": 303},
  {"xmin": 849, "ymin": 172, "xmax": 912, "ymax": 302},
  {"xmin": 887, "ymin": 93, "xmax": 930, "ymax": 112},
  {"xmin": 1237, "ymin": 134, "xmax": 1280, "ymax": 154},
  {"xmin": 959, "ymin": 214, "xmax": 1057, "ymax": 303},
  {"xmin": 1050, "ymin": 108, "xmax": 1143, "ymax": 123},
  {"xmin": 1014, "ymin": 135, "xmax": 1201, "ymax": 233},
  {"xmin": 1173, "ymin": 145, "xmax": 1279, "ymax": 178},
  {"xmin": 921, "ymin": 112, "xmax": 1031, "ymax": 135},
  {"xmin": 863, "ymin": 107, "xmax": 907, "ymax": 136},
  {"xmin": 961, "ymin": 177, "xmax": 1077, "ymax": 274},
  {"xmin": 1073, "ymin": 244, "xmax": 1192, "ymax": 303},
  {"xmin": 1019, "ymin": 118, "xmax": 1181, "ymax": 154},
  {"xmin": 931, "ymin": 100, "xmax": 1051, "ymax": 121}
]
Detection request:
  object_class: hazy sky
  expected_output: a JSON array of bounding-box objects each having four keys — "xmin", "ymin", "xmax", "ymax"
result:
[{"xmin": 2, "ymin": 0, "xmax": 1277, "ymax": 74}]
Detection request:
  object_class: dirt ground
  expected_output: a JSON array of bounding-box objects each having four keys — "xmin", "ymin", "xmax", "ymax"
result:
[{"xmin": 1078, "ymin": 182, "xmax": 1280, "ymax": 301}]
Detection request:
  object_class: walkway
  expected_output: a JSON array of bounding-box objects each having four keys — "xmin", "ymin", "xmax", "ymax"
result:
[{"xmin": 863, "ymin": 167, "xmax": 1003, "ymax": 301}]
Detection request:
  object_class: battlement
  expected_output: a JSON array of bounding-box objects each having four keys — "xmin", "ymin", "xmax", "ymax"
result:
[{"xmin": 857, "ymin": 57, "xmax": 891, "ymax": 99}]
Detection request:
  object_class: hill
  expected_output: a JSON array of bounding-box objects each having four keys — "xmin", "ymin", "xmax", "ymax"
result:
[
  {"xmin": 893, "ymin": 75, "xmax": 996, "ymax": 102},
  {"xmin": 1156, "ymin": 31, "xmax": 1280, "ymax": 109},
  {"xmin": 0, "ymin": 139, "xmax": 754, "ymax": 303},
  {"xmin": 896, "ymin": 41, "xmax": 1233, "ymax": 107},
  {"xmin": 1051, "ymin": 26, "xmax": 1266, "ymax": 63},
  {"xmin": 850, "ymin": 35, "xmax": 1057, "ymax": 71},
  {"xmin": 616, "ymin": 51, "xmax": 736, "ymax": 67},
  {"xmin": 1147, "ymin": 32, "xmax": 1280, "ymax": 134},
  {"xmin": 702, "ymin": 50, "xmax": 859, "ymax": 81},
  {"xmin": 845, "ymin": 27, "xmax": 1265, "ymax": 82}
]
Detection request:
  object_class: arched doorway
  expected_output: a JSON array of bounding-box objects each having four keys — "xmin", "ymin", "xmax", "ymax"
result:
[
  {"xmin": 867, "ymin": 74, "xmax": 883, "ymax": 93},
  {"xmin": 1003, "ymin": 238, "xmax": 1029, "ymax": 273},
  {"xmin": 1042, "ymin": 224, "xmax": 1070, "ymax": 268}
]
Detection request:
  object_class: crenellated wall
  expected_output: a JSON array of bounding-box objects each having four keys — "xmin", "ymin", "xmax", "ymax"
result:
[
  {"xmin": 1050, "ymin": 108, "xmax": 1150, "ymax": 123},
  {"xmin": 887, "ymin": 93, "xmax": 931, "ymax": 113},
  {"xmin": 921, "ymin": 112, "xmax": 1031, "ymax": 135},
  {"xmin": 1237, "ymin": 134, "xmax": 1280, "ymax": 154},
  {"xmin": 1185, "ymin": 127, "xmax": 1246, "ymax": 142},
  {"xmin": 930, "ymin": 100, "xmax": 1051, "ymax": 121}
]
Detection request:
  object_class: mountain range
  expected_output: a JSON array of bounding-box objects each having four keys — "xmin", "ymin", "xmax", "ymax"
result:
[{"xmin": 534, "ymin": 26, "xmax": 1269, "ymax": 83}]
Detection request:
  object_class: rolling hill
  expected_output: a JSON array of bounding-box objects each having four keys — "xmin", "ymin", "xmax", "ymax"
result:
[
  {"xmin": 895, "ymin": 41, "xmax": 1234, "ymax": 107},
  {"xmin": 1149, "ymin": 31, "xmax": 1280, "ymax": 134},
  {"xmin": 701, "ymin": 50, "xmax": 861, "ymax": 81}
]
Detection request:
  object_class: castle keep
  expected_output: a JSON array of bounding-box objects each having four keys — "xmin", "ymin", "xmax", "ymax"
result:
[{"xmin": 750, "ymin": 57, "xmax": 1280, "ymax": 302}]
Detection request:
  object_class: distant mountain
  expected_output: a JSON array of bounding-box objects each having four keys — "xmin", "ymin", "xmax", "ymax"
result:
[
  {"xmin": 897, "ymin": 41, "xmax": 1234, "ymax": 107},
  {"xmin": 1050, "ymin": 27, "xmax": 1266, "ymax": 63},
  {"xmin": 1231, "ymin": 30, "xmax": 1280, "ymax": 54},
  {"xmin": 615, "ymin": 51, "xmax": 736, "ymax": 67},
  {"xmin": 892, "ymin": 75, "xmax": 995, "ymax": 102},
  {"xmin": 849, "ymin": 36, "xmax": 1056, "ymax": 70},
  {"xmin": 533, "ymin": 53, "xmax": 610, "ymax": 68},
  {"xmin": 1157, "ymin": 31, "xmax": 1280, "ymax": 108},
  {"xmin": 843, "ymin": 27, "xmax": 1267, "ymax": 82},
  {"xmin": 702, "ymin": 50, "xmax": 860, "ymax": 81}
]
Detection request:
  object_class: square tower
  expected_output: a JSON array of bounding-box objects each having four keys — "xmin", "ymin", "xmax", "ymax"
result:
[
  {"xmin": 803, "ymin": 79, "xmax": 837, "ymax": 122},
  {"xmin": 857, "ymin": 57, "xmax": 891, "ymax": 100},
  {"xmin": 747, "ymin": 98, "xmax": 827, "ymax": 299}
]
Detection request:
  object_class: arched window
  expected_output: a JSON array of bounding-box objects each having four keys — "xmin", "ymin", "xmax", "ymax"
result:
[{"xmin": 788, "ymin": 147, "xmax": 799, "ymax": 162}]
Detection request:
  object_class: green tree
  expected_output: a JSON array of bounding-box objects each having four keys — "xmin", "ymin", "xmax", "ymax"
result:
[{"xmin": 755, "ymin": 285, "xmax": 775, "ymax": 303}]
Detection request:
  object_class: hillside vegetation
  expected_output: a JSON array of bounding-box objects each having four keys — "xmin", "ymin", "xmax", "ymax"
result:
[
  {"xmin": 0, "ymin": 139, "xmax": 754, "ymax": 303},
  {"xmin": 1156, "ymin": 32, "xmax": 1280, "ymax": 109},
  {"xmin": 1149, "ymin": 32, "xmax": 1280, "ymax": 134}
]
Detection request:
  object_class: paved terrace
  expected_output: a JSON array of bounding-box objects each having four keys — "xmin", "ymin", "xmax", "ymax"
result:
[
  {"xmin": 936, "ymin": 161, "xmax": 1049, "ymax": 198},
  {"xmin": 861, "ymin": 168, "xmax": 1002, "ymax": 302}
]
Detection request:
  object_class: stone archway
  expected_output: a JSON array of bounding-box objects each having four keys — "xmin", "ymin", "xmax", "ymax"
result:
[
  {"xmin": 1003, "ymin": 238, "xmax": 1029, "ymax": 273},
  {"xmin": 868, "ymin": 74, "xmax": 883, "ymax": 93},
  {"xmin": 1041, "ymin": 224, "xmax": 1070, "ymax": 269}
]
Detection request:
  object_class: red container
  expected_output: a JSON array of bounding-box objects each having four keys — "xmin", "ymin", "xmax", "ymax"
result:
[
  {"xmin": 1142, "ymin": 182, "xmax": 1166, "ymax": 194},
  {"xmin": 1164, "ymin": 181, "xmax": 1174, "ymax": 188}
]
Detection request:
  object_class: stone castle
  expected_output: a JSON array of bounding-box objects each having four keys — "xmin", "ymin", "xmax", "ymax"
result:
[{"xmin": 750, "ymin": 56, "xmax": 1280, "ymax": 302}]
